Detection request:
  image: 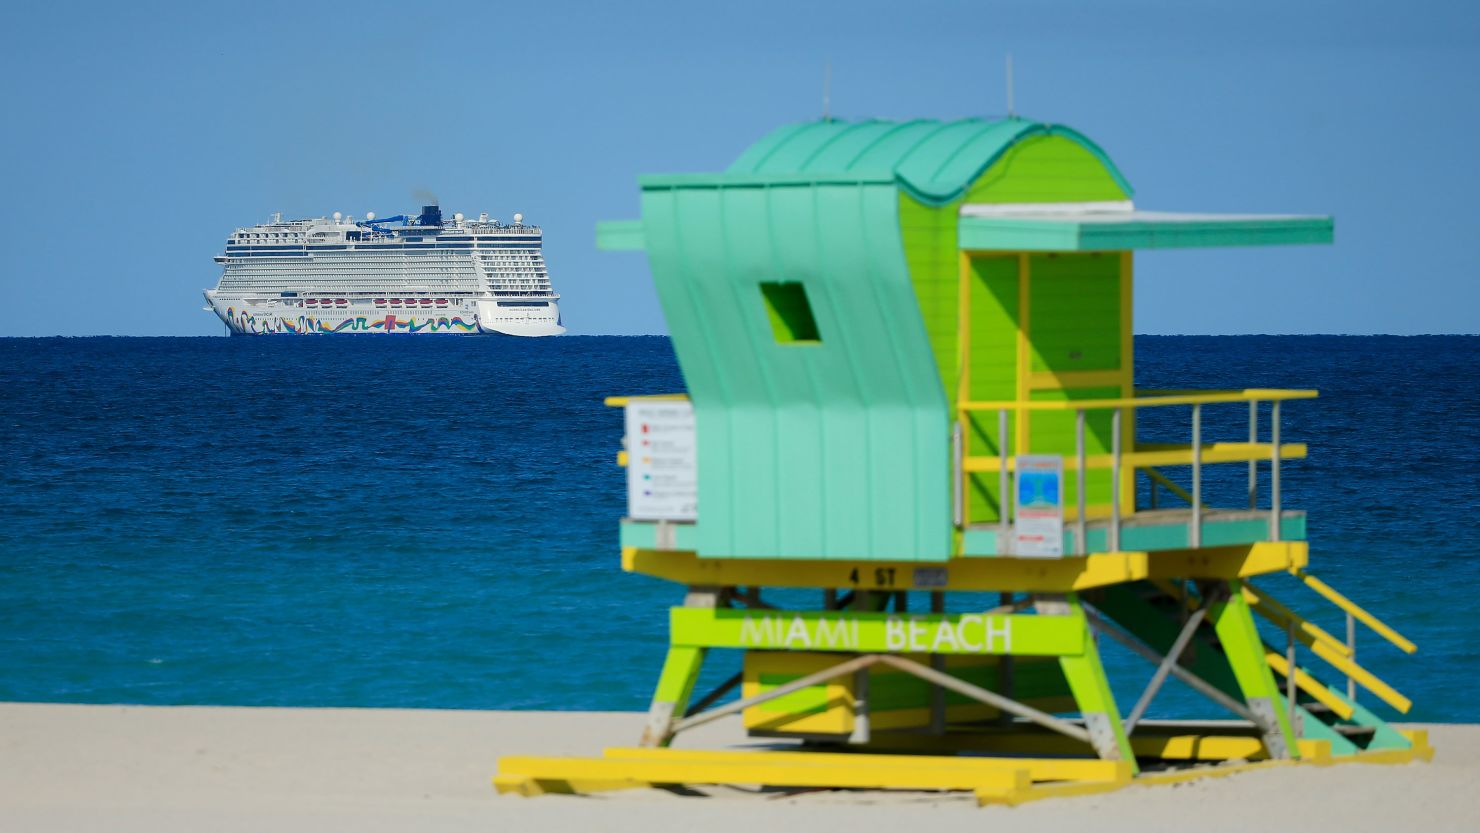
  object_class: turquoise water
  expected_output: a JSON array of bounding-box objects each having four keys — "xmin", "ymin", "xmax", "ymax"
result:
[{"xmin": 1, "ymin": 335, "xmax": 1476, "ymax": 722}]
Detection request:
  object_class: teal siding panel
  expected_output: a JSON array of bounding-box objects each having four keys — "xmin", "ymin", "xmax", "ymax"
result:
[
  {"xmin": 640, "ymin": 180, "xmax": 950, "ymax": 561},
  {"xmin": 958, "ymin": 214, "xmax": 1335, "ymax": 251},
  {"xmin": 726, "ymin": 118, "xmax": 1135, "ymax": 206}
]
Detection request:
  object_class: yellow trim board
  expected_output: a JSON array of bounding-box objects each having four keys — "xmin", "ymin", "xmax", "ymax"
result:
[
  {"xmin": 976, "ymin": 743, "xmax": 1428, "ymax": 807},
  {"xmin": 962, "ymin": 442, "xmax": 1307, "ymax": 473},
  {"xmin": 1294, "ymin": 569, "xmax": 1418, "ymax": 654},
  {"xmin": 622, "ymin": 543, "xmax": 1303, "ymax": 592},
  {"xmin": 623, "ymin": 547, "xmax": 1150, "ymax": 592},
  {"xmin": 497, "ymin": 755, "xmax": 1031, "ymax": 794},
  {"xmin": 494, "ymin": 740, "xmax": 1423, "ymax": 804},
  {"xmin": 1145, "ymin": 542, "xmax": 1309, "ymax": 580},
  {"xmin": 962, "ymin": 388, "xmax": 1318, "ymax": 412},
  {"xmin": 1027, "ymin": 369, "xmax": 1125, "ymax": 391},
  {"xmin": 602, "ymin": 747, "xmax": 1131, "ymax": 784}
]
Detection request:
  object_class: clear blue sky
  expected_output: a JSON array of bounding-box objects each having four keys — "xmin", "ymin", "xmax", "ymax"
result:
[{"xmin": 2, "ymin": 1, "xmax": 1475, "ymax": 336}]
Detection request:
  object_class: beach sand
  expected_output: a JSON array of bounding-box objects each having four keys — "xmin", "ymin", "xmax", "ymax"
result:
[{"xmin": 0, "ymin": 702, "xmax": 1474, "ymax": 832}]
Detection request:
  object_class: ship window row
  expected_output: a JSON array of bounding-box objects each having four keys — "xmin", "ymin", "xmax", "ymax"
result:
[
  {"xmin": 225, "ymin": 266, "xmax": 483, "ymax": 272},
  {"xmin": 221, "ymin": 285, "xmax": 492, "ymax": 292},
  {"xmin": 235, "ymin": 232, "xmax": 306, "ymax": 242},
  {"xmin": 220, "ymin": 283, "xmax": 488, "ymax": 292}
]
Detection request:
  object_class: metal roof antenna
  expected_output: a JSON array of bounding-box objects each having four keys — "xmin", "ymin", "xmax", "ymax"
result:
[
  {"xmin": 822, "ymin": 59, "xmax": 832, "ymax": 123},
  {"xmin": 1006, "ymin": 52, "xmax": 1015, "ymax": 119}
]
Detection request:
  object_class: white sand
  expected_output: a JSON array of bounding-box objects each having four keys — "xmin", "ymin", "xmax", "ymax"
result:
[{"xmin": 0, "ymin": 703, "xmax": 1475, "ymax": 832}]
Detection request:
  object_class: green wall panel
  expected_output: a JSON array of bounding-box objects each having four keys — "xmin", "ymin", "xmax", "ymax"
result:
[
  {"xmin": 965, "ymin": 135, "xmax": 1130, "ymax": 205},
  {"xmin": 1027, "ymin": 253, "xmax": 1122, "ymax": 374},
  {"xmin": 965, "ymin": 256, "xmax": 1020, "ymax": 523},
  {"xmin": 897, "ymin": 194, "xmax": 960, "ymax": 407}
]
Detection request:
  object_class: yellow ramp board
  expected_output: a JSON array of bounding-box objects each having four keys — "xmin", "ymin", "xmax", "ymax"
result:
[
  {"xmin": 496, "ymin": 754, "xmax": 1030, "ymax": 793},
  {"xmin": 603, "ymin": 746, "xmax": 1131, "ymax": 784}
]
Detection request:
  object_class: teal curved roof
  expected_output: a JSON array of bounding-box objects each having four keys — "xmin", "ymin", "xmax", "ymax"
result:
[{"xmin": 727, "ymin": 118, "xmax": 1133, "ymax": 206}]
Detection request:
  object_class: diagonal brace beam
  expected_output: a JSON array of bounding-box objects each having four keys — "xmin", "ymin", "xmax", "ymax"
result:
[
  {"xmin": 684, "ymin": 671, "xmax": 743, "ymax": 718},
  {"xmin": 1124, "ymin": 607, "xmax": 1208, "ymax": 734},
  {"xmin": 670, "ymin": 654, "xmax": 879, "ymax": 736},
  {"xmin": 873, "ymin": 654, "xmax": 1092, "ymax": 745},
  {"xmin": 1084, "ymin": 608, "xmax": 1257, "ymax": 723}
]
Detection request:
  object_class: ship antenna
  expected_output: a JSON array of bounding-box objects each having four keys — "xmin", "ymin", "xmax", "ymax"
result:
[
  {"xmin": 822, "ymin": 60, "xmax": 832, "ymax": 123},
  {"xmin": 1005, "ymin": 53, "xmax": 1015, "ymax": 119}
]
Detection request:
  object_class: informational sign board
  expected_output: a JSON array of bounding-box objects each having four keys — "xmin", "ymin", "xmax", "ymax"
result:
[
  {"xmin": 1013, "ymin": 454, "xmax": 1065, "ymax": 558},
  {"xmin": 625, "ymin": 400, "xmax": 698, "ymax": 521}
]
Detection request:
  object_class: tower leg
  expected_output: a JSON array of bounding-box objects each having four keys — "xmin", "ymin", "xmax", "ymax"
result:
[
  {"xmin": 1039, "ymin": 593, "xmax": 1136, "ymax": 766},
  {"xmin": 639, "ymin": 585, "xmax": 720, "ymax": 747},
  {"xmin": 1208, "ymin": 579, "xmax": 1300, "ymax": 760},
  {"xmin": 639, "ymin": 645, "xmax": 706, "ymax": 747}
]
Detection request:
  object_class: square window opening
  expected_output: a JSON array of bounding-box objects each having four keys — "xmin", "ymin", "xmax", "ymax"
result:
[{"xmin": 759, "ymin": 281, "xmax": 821, "ymax": 344}]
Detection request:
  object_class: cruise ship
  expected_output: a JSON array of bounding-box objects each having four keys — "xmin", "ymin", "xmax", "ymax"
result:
[{"xmin": 203, "ymin": 205, "xmax": 565, "ymax": 336}]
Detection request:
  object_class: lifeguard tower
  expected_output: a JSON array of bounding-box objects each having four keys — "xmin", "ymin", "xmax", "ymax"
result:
[{"xmin": 496, "ymin": 118, "xmax": 1429, "ymax": 804}]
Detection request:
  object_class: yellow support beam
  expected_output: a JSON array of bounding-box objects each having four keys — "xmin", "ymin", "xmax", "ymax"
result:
[
  {"xmin": 963, "ymin": 442, "xmax": 1307, "ymax": 473},
  {"xmin": 1303, "ymin": 637, "xmax": 1412, "ymax": 714},
  {"xmin": 974, "ymin": 741, "xmax": 1428, "ymax": 807},
  {"xmin": 496, "ymin": 755, "xmax": 1031, "ymax": 794},
  {"xmin": 494, "ymin": 738, "xmax": 1435, "ymax": 805},
  {"xmin": 624, "ymin": 543, "xmax": 1304, "ymax": 593},
  {"xmin": 1242, "ymin": 583, "xmax": 1352, "ymax": 658},
  {"xmin": 1294, "ymin": 569, "xmax": 1418, "ymax": 654},
  {"xmin": 1027, "ymin": 369, "xmax": 1127, "ymax": 391},
  {"xmin": 623, "ymin": 547, "xmax": 1151, "ymax": 592},
  {"xmin": 1264, "ymin": 651, "xmax": 1357, "ymax": 720},
  {"xmin": 1146, "ymin": 542, "xmax": 1308, "ymax": 580},
  {"xmin": 602, "ymin": 747, "xmax": 1131, "ymax": 784},
  {"xmin": 961, "ymin": 388, "xmax": 1319, "ymax": 413},
  {"xmin": 603, "ymin": 393, "xmax": 689, "ymax": 407}
]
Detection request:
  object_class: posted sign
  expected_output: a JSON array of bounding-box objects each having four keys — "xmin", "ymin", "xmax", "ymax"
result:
[
  {"xmin": 1013, "ymin": 454, "xmax": 1064, "ymax": 557},
  {"xmin": 625, "ymin": 400, "xmax": 698, "ymax": 521}
]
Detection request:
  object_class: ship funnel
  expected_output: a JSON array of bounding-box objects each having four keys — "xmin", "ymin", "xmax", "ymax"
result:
[{"xmin": 417, "ymin": 204, "xmax": 443, "ymax": 227}]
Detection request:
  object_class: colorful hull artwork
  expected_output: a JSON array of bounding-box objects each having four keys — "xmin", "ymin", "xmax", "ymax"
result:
[{"xmin": 223, "ymin": 308, "xmax": 478, "ymax": 335}]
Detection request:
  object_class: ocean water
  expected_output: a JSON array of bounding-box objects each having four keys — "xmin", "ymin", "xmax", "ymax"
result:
[{"xmin": 1, "ymin": 335, "xmax": 1477, "ymax": 723}]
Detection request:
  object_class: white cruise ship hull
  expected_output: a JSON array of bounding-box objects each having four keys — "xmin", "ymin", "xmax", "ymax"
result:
[
  {"xmin": 205, "ymin": 293, "xmax": 563, "ymax": 336},
  {"xmin": 475, "ymin": 299, "xmax": 565, "ymax": 336}
]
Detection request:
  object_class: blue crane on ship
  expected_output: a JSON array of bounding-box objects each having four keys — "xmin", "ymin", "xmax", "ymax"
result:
[
  {"xmin": 356, "ymin": 205, "xmax": 443, "ymax": 235},
  {"xmin": 357, "ymin": 214, "xmax": 411, "ymax": 231}
]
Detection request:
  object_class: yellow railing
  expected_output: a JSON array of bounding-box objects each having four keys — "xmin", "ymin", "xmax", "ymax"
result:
[
  {"xmin": 603, "ymin": 394, "xmax": 690, "ymax": 407},
  {"xmin": 954, "ymin": 388, "xmax": 1317, "ymax": 553},
  {"xmin": 605, "ymin": 388, "xmax": 1316, "ymax": 555}
]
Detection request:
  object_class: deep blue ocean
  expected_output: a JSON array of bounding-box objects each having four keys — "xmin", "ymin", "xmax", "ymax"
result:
[{"xmin": 1, "ymin": 336, "xmax": 1477, "ymax": 723}]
